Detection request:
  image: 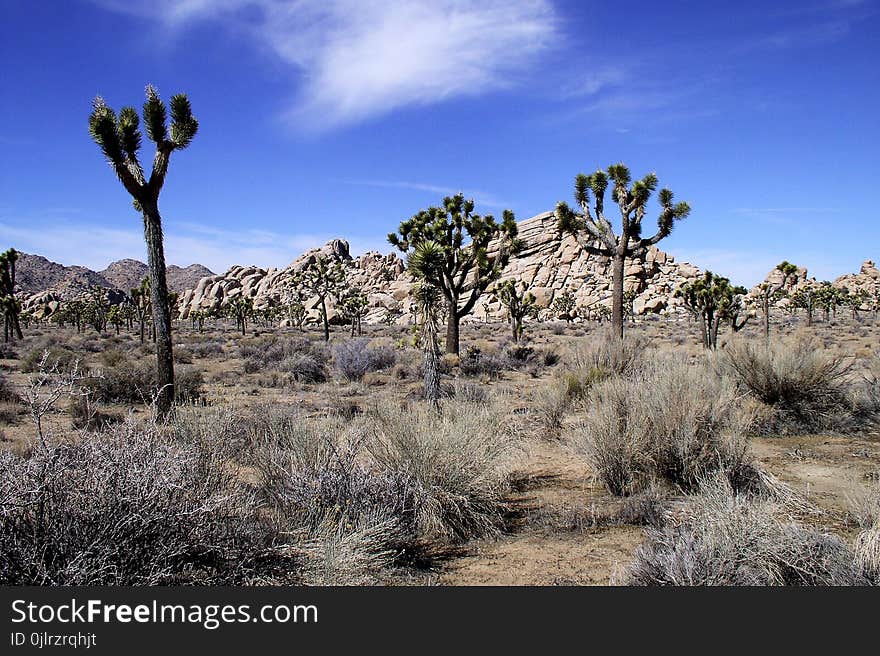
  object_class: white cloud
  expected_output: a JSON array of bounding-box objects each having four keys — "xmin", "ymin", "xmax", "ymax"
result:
[
  {"xmin": 96, "ymin": 0, "xmax": 557, "ymax": 131},
  {"xmin": 0, "ymin": 220, "xmax": 389, "ymax": 274}
]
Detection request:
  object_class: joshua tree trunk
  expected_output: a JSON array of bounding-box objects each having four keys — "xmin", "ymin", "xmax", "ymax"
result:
[
  {"xmin": 762, "ymin": 292, "xmax": 770, "ymax": 339},
  {"xmin": 611, "ymin": 249, "xmax": 626, "ymax": 340},
  {"xmin": 446, "ymin": 295, "xmax": 460, "ymax": 356},
  {"xmin": 320, "ymin": 296, "xmax": 329, "ymax": 341},
  {"xmin": 142, "ymin": 204, "xmax": 175, "ymax": 416}
]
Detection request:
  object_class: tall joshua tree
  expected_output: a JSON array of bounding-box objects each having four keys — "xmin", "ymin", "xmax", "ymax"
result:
[
  {"xmin": 409, "ymin": 242, "xmax": 445, "ymax": 405},
  {"xmin": 556, "ymin": 164, "xmax": 691, "ymax": 338},
  {"xmin": 389, "ymin": 193, "xmax": 521, "ymax": 355},
  {"xmin": 88, "ymin": 85, "xmax": 197, "ymax": 415}
]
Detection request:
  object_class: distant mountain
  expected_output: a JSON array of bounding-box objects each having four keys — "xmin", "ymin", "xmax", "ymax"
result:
[{"xmin": 14, "ymin": 252, "xmax": 214, "ymax": 296}]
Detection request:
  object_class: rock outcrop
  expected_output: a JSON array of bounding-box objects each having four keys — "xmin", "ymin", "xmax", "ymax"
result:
[
  {"xmin": 751, "ymin": 259, "xmax": 879, "ymax": 310},
  {"xmin": 177, "ymin": 211, "xmax": 706, "ymax": 324}
]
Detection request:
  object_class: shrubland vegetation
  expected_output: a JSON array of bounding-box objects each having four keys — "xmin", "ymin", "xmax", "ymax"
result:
[{"xmin": 2, "ymin": 156, "xmax": 879, "ymax": 586}]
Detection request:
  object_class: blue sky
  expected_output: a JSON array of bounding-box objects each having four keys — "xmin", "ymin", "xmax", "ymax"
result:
[{"xmin": 0, "ymin": 0, "xmax": 877, "ymax": 285}]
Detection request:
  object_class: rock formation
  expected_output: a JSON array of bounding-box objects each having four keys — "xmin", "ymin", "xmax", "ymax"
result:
[{"xmin": 177, "ymin": 211, "xmax": 706, "ymax": 325}]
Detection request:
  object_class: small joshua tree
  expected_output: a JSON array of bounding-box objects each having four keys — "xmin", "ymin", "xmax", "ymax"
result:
[
  {"xmin": 550, "ymin": 290, "xmax": 576, "ymax": 323},
  {"xmin": 88, "ymin": 85, "xmax": 198, "ymax": 415},
  {"xmin": 790, "ymin": 283, "xmax": 817, "ymax": 326},
  {"xmin": 760, "ymin": 261, "xmax": 798, "ymax": 338},
  {"xmin": 815, "ymin": 281, "xmax": 844, "ymax": 322},
  {"xmin": 340, "ymin": 286, "xmax": 369, "ymax": 336},
  {"xmin": 556, "ymin": 164, "xmax": 691, "ymax": 338},
  {"xmin": 676, "ymin": 271, "xmax": 748, "ymax": 349},
  {"xmin": 298, "ymin": 255, "xmax": 346, "ymax": 341},
  {"xmin": 130, "ymin": 278, "xmax": 152, "ymax": 343},
  {"xmin": 227, "ymin": 296, "xmax": 254, "ymax": 335},
  {"xmin": 389, "ymin": 193, "xmax": 521, "ymax": 355},
  {"xmin": 0, "ymin": 248, "xmax": 23, "ymax": 342},
  {"xmin": 497, "ymin": 280, "xmax": 538, "ymax": 342},
  {"xmin": 408, "ymin": 242, "xmax": 445, "ymax": 405},
  {"xmin": 83, "ymin": 288, "xmax": 110, "ymax": 334},
  {"xmin": 623, "ymin": 289, "xmax": 639, "ymax": 323}
]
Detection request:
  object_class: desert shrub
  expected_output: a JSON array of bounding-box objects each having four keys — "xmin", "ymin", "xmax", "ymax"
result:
[
  {"xmin": 241, "ymin": 336, "xmax": 329, "ymax": 376},
  {"xmin": 173, "ymin": 347, "xmax": 193, "ymax": 364},
  {"xmin": 98, "ymin": 348, "xmax": 127, "ymax": 368},
  {"xmin": 537, "ymin": 366, "xmax": 608, "ymax": 434},
  {"xmin": 67, "ymin": 395, "xmax": 119, "ymax": 431},
  {"xmin": 620, "ymin": 477, "xmax": 868, "ymax": 585},
  {"xmin": 278, "ymin": 354, "xmax": 328, "ymax": 383},
  {"xmin": 188, "ymin": 341, "xmax": 224, "ymax": 359},
  {"xmin": 459, "ymin": 346, "xmax": 508, "ymax": 379},
  {"xmin": 366, "ymin": 400, "xmax": 520, "ymax": 543},
  {"xmin": 450, "ymin": 380, "xmax": 490, "ymax": 404},
  {"xmin": 852, "ymin": 481, "xmax": 880, "ymax": 583},
  {"xmin": 0, "ymin": 417, "xmax": 299, "ymax": 585},
  {"xmin": 574, "ymin": 356, "xmax": 754, "ymax": 496},
  {"xmin": 720, "ymin": 336, "xmax": 871, "ymax": 434},
  {"xmin": 572, "ymin": 328, "xmax": 647, "ymax": 377},
  {"xmin": 0, "ymin": 343, "xmax": 17, "ymax": 359},
  {"xmin": 332, "ymin": 339, "xmax": 397, "ymax": 382},
  {"xmin": 20, "ymin": 347, "xmax": 78, "ymax": 374},
  {"xmin": 85, "ymin": 362, "xmax": 203, "ymax": 405},
  {"xmin": 0, "ymin": 372, "xmax": 19, "ymax": 404}
]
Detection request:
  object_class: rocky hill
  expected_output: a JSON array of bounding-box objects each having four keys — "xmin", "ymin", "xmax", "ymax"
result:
[
  {"xmin": 177, "ymin": 211, "xmax": 706, "ymax": 325},
  {"xmin": 751, "ymin": 259, "xmax": 880, "ymax": 308},
  {"xmin": 99, "ymin": 259, "xmax": 214, "ymax": 294}
]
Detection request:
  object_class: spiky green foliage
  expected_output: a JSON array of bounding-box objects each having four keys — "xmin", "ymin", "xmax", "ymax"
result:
[
  {"xmin": 557, "ymin": 163, "xmax": 690, "ymax": 338},
  {"xmin": 226, "ymin": 296, "xmax": 255, "ymax": 335},
  {"xmin": 497, "ymin": 280, "xmax": 538, "ymax": 342},
  {"xmin": 297, "ymin": 256, "xmax": 347, "ymax": 342},
  {"xmin": 550, "ymin": 290, "xmax": 576, "ymax": 323},
  {"xmin": 340, "ymin": 286, "xmax": 369, "ymax": 336},
  {"xmin": 677, "ymin": 272, "xmax": 749, "ymax": 349},
  {"xmin": 389, "ymin": 193, "xmax": 521, "ymax": 355}
]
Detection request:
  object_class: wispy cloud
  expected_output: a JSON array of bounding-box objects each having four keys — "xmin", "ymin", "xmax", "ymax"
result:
[
  {"xmin": 96, "ymin": 0, "xmax": 557, "ymax": 132},
  {"xmin": 344, "ymin": 180, "xmax": 511, "ymax": 210},
  {"xmin": 0, "ymin": 220, "xmax": 389, "ymax": 274}
]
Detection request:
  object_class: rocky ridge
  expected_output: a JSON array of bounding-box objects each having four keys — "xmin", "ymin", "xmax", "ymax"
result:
[{"xmin": 177, "ymin": 211, "xmax": 706, "ymax": 325}]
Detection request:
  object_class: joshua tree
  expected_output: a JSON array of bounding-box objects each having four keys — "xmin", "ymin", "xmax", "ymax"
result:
[
  {"xmin": 791, "ymin": 283, "xmax": 818, "ymax": 326},
  {"xmin": 389, "ymin": 193, "xmax": 521, "ymax": 355},
  {"xmin": 556, "ymin": 164, "xmax": 691, "ymax": 338},
  {"xmin": 340, "ymin": 286, "xmax": 369, "ymax": 336},
  {"xmin": 130, "ymin": 279, "xmax": 152, "ymax": 343},
  {"xmin": 83, "ymin": 288, "xmax": 110, "ymax": 334},
  {"xmin": 107, "ymin": 304, "xmax": 124, "ymax": 335},
  {"xmin": 0, "ymin": 248, "xmax": 23, "ymax": 342},
  {"xmin": 676, "ymin": 271, "xmax": 748, "ymax": 349},
  {"xmin": 227, "ymin": 296, "xmax": 254, "ymax": 335},
  {"xmin": 407, "ymin": 242, "xmax": 446, "ymax": 405},
  {"xmin": 550, "ymin": 290, "xmax": 576, "ymax": 323},
  {"xmin": 759, "ymin": 261, "xmax": 798, "ymax": 338},
  {"xmin": 298, "ymin": 255, "xmax": 346, "ymax": 341},
  {"xmin": 88, "ymin": 85, "xmax": 198, "ymax": 415},
  {"xmin": 623, "ymin": 288, "xmax": 639, "ymax": 323},
  {"xmin": 497, "ymin": 280, "xmax": 538, "ymax": 342}
]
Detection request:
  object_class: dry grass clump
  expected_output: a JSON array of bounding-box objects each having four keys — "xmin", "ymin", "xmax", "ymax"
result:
[
  {"xmin": 84, "ymin": 360, "xmax": 203, "ymax": 405},
  {"xmin": 573, "ymin": 355, "xmax": 755, "ymax": 496},
  {"xmin": 366, "ymin": 399, "xmax": 521, "ymax": 544},
  {"xmin": 851, "ymin": 481, "xmax": 880, "ymax": 583},
  {"xmin": 720, "ymin": 336, "xmax": 874, "ymax": 434},
  {"xmin": 619, "ymin": 476, "xmax": 869, "ymax": 586},
  {"xmin": 0, "ymin": 415, "xmax": 297, "ymax": 585},
  {"xmin": 572, "ymin": 328, "xmax": 648, "ymax": 378}
]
